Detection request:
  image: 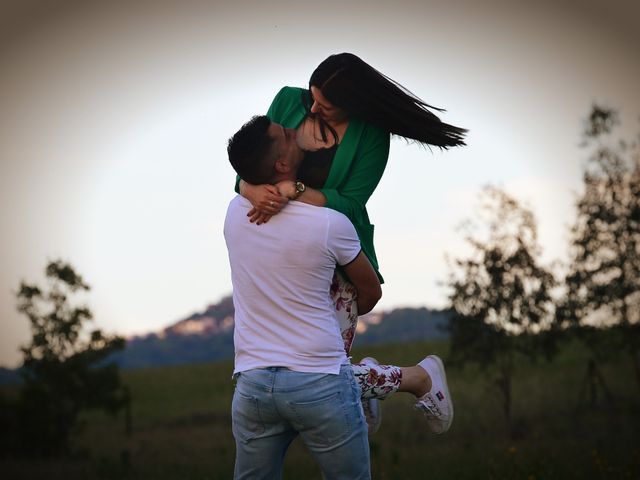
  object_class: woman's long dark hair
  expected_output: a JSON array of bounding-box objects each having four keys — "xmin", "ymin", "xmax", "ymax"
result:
[{"xmin": 308, "ymin": 53, "xmax": 467, "ymax": 149}]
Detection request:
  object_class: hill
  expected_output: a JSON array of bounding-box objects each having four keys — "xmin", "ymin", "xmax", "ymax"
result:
[
  {"xmin": 0, "ymin": 296, "xmax": 450, "ymax": 381},
  {"xmin": 110, "ymin": 296, "xmax": 450, "ymax": 369}
]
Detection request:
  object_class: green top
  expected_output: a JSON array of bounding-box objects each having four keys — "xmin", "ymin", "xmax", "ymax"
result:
[{"xmin": 237, "ymin": 86, "xmax": 390, "ymax": 281}]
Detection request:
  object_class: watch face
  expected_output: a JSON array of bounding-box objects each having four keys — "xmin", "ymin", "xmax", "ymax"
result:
[{"xmin": 296, "ymin": 182, "xmax": 306, "ymax": 193}]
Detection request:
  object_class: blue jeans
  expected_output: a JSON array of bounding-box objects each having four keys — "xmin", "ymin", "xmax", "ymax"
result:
[{"xmin": 232, "ymin": 364, "xmax": 370, "ymax": 479}]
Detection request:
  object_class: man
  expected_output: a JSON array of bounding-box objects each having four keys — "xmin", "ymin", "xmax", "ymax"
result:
[{"xmin": 224, "ymin": 115, "xmax": 382, "ymax": 479}]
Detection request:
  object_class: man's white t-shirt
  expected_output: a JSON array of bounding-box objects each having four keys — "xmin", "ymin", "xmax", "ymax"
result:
[{"xmin": 224, "ymin": 196, "xmax": 361, "ymax": 375}]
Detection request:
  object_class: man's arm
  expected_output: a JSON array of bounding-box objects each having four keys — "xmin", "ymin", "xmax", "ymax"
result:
[{"xmin": 342, "ymin": 252, "xmax": 382, "ymax": 315}]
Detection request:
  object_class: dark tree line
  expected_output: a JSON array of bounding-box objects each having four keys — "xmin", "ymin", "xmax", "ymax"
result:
[
  {"xmin": 447, "ymin": 105, "xmax": 639, "ymax": 436},
  {"xmin": 1, "ymin": 260, "xmax": 128, "ymax": 457},
  {"xmin": 560, "ymin": 106, "xmax": 640, "ymax": 392},
  {"xmin": 446, "ymin": 186, "xmax": 557, "ymax": 437}
]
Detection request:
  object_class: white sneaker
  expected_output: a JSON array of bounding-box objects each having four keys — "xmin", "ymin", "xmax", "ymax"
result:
[
  {"xmin": 360, "ymin": 357, "xmax": 382, "ymax": 434},
  {"xmin": 415, "ymin": 355, "xmax": 453, "ymax": 434}
]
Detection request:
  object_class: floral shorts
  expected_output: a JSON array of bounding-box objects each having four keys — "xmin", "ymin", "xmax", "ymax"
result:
[{"xmin": 331, "ymin": 270, "xmax": 402, "ymax": 400}]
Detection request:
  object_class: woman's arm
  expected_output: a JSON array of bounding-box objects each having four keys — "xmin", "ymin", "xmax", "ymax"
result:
[
  {"xmin": 277, "ymin": 126, "xmax": 390, "ymax": 216},
  {"xmin": 233, "ymin": 86, "xmax": 302, "ymax": 224},
  {"xmin": 320, "ymin": 129, "xmax": 390, "ymax": 220},
  {"xmin": 276, "ymin": 180, "xmax": 327, "ymax": 207}
]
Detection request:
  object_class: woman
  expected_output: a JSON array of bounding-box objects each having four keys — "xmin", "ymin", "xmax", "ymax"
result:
[{"xmin": 236, "ymin": 53, "xmax": 466, "ymax": 433}]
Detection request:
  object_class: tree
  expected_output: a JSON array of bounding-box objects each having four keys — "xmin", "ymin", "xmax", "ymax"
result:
[
  {"xmin": 446, "ymin": 186, "xmax": 557, "ymax": 437},
  {"xmin": 13, "ymin": 260, "xmax": 127, "ymax": 456},
  {"xmin": 559, "ymin": 105, "xmax": 640, "ymax": 394}
]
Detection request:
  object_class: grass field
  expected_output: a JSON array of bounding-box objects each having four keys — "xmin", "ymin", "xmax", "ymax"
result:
[{"xmin": 2, "ymin": 339, "xmax": 639, "ymax": 479}]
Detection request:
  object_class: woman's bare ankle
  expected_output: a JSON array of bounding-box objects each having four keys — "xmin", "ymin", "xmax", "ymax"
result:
[{"xmin": 399, "ymin": 365, "xmax": 431, "ymax": 397}]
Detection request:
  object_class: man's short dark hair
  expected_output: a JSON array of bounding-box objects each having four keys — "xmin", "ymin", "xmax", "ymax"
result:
[{"xmin": 227, "ymin": 115, "xmax": 276, "ymax": 185}]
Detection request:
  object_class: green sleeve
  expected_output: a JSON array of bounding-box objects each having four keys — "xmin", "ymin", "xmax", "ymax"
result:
[
  {"xmin": 319, "ymin": 129, "xmax": 390, "ymax": 220},
  {"xmin": 266, "ymin": 87, "xmax": 285, "ymax": 120},
  {"xmin": 267, "ymin": 86, "xmax": 303, "ymax": 123}
]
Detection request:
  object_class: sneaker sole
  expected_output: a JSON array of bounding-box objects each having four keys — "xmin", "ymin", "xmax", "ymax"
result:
[{"xmin": 428, "ymin": 354, "xmax": 454, "ymax": 433}]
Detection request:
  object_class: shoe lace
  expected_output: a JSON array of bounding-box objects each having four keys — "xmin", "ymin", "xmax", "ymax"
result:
[{"xmin": 415, "ymin": 393, "xmax": 442, "ymax": 418}]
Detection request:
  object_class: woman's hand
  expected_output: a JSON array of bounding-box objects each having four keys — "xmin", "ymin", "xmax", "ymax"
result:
[
  {"xmin": 240, "ymin": 181, "xmax": 289, "ymax": 224},
  {"xmin": 247, "ymin": 210, "xmax": 274, "ymax": 225},
  {"xmin": 274, "ymin": 180, "xmax": 296, "ymax": 199}
]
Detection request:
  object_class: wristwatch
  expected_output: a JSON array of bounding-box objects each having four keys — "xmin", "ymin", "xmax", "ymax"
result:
[{"xmin": 292, "ymin": 180, "xmax": 306, "ymax": 200}]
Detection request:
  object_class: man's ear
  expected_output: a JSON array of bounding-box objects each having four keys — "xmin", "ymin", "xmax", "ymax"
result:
[{"xmin": 273, "ymin": 158, "xmax": 290, "ymax": 174}]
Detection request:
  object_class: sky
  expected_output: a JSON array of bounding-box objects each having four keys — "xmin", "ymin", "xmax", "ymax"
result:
[{"xmin": 1, "ymin": 0, "xmax": 638, "ymax": 367}]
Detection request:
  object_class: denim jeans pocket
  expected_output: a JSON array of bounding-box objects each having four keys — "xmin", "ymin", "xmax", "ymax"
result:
[
  {"xmin": 232, "ymin": 390, "xmax": 265, "ymax": 444},
  {"xmin": 287, "ymin": 390, "xmax": 352, "ymax": 447}
]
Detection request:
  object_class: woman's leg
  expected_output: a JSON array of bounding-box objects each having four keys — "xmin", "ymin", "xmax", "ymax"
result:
[
  {"xmin": 331, "ymin": 270, "xmax": 431, "ymax": 400},
  {"xmin": 352, "ymin": 357, "xmax": 454, "ymax": 435},
  {"xmin": 351, "ymin": 361, "xmax": 430, "ymax": 400},
  {"xmin": 332, "ymin": 270, "xmax": 453, "ymax": 434},
  {"xmin": 331, "ymin": 270, "xmax": 359, "ymax": 354},
  {"xmin": 332, "ymin": 270, "xmax": 384, "ymax": 433}
]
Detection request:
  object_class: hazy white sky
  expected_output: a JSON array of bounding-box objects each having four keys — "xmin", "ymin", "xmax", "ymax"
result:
[{"xmin": 1, "ymin": 0, "xmax": 638, "ymax": 367}]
